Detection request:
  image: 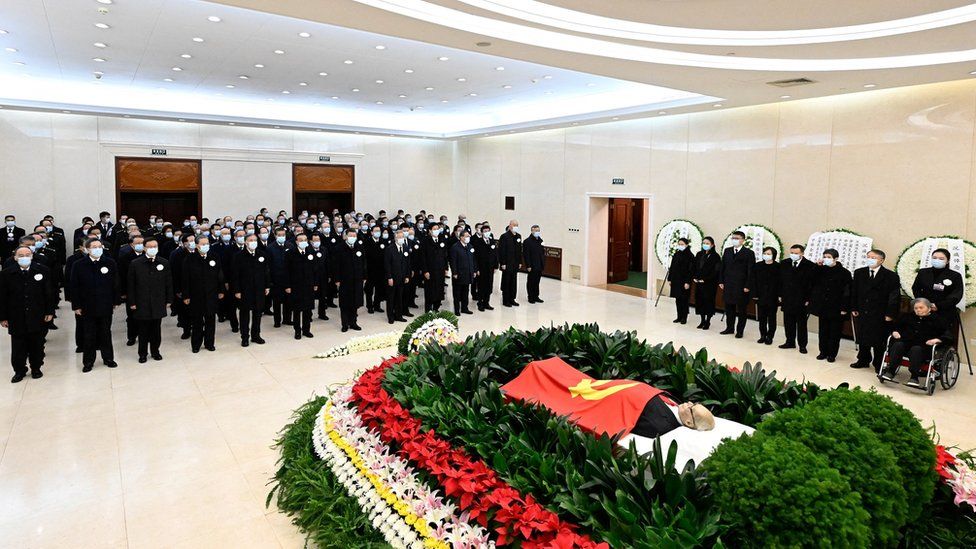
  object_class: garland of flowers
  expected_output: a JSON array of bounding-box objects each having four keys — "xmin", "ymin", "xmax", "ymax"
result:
[
  {"xmin": 654, "ymin": 218, "xmax": 704, "ymax": 267},
  {"xmin": 805, "ymin": 228, "xmax": 874, "ymax": 271},
  {"xmin": 313, "ymin": 385, "xmax": 493, "ymax": 548},
  {"xmin": 407, "ymin": 319, "xmax": 462, "ymax": 354},
  {"xmin": 352, "ymin": 357, "xmax": 608, "ymax": 549},
  {"xmin": 895, "ymin": 235, "xmax": 976, "ymax": 308},
  {"xmin": 721, "ymin": 223, "xmax": 783, "ymax": 260},
  {"xmin": 315, "ymin": 331, "xmax": 402, "ymax": 359},
  {"xmin": 397, "ymin": 311, "xmax": 459, "ymax": 355}
]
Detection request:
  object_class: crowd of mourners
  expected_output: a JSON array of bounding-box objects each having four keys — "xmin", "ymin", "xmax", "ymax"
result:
[{"xmin": 0, "ymin": 208, "xmax": 548, "ymax": 383}]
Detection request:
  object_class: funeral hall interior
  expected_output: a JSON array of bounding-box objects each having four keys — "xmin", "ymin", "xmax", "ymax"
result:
[{"xmin": 3, "ymin": 0, "xmax": 976, "ymax": 547}]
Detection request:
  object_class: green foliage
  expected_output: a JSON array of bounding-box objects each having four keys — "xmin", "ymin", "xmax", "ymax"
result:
[
  {"xmin": 758, "ymin": 406, "xmax": 908, "ymax": 547},
  {"xmin": 702, "ymin": 434, "xmax": 871, "ymax": 549},
  {"xmin": 396, "ymin": 310, "xmax": 459, "ymax": 355},
  {"xmin": 267, "ymin": 397, "xmax": 389, "ymax": 549},
  {"xmin": 805, "ymin": 388, "xmax": 937, "ymax": 521}
]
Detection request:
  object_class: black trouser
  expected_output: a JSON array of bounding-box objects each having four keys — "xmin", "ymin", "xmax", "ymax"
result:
[
  {"xmin": 783, "ymin": 307, "xmax": 809, "ymax": 348},
  {"xmin": 340, "ymin": 303, "xmax": 358, "ymax": 329},
  {"xmin": 294, "ymin": 307, "xmax": 312, "ymax": 335},
  {"xmin": 239, "ymin": 307, "xmax": 262, "ymax": 341},
  {"xmin": 406, "ymin": 276, "xmax": 418, "ymax": 306},
  {"xmin": 757, "ymin": 304, "xmax": 777, "ymax": 340},
  {"xmin": 527, "ymin": 271, "xmax": 542, "ymax": 302},
  {"xmin": 365, "ymin": 277, "xmax": 385, "ymax": 310},
  {"xmin": 855, "ymin": 314, "xmax": 889, "ymax": 369},
  {"xmin": 817, "ymin": 315, "xmax": 843, "ymax": 358},
  {"xmin": 221, "ymin": 293, "xmax": 239, "ymax": 330},
  {"xmin": 272, "ymin": 291, "xmax": 292, "ymax": 325},
  {"xmin": 471, "ymin": 274, "xmax": 479, "ymax": 300},
  {"xmin": 74, "ymin": 314, "xmax": 85, "ymax": 349},
  {"xmin": 137, "ymin": 318, "xmax": 162, "ymax": 358},
  {"xmin": 423, "ymin": 273, "xmax": 444, "ymax": 312},
  {"xmin": 887, "ymin": 340, "xmax": 929, "ymax": 377},
  {"xmin": 190, "ymin": 312, "xmax": 216, "ymax": 350},
  {"xmin": 675, "ymin": 293, "xmax": 690, "ymax": 321},
  {"xmin": 478, "ymin": 270, "xmax": 494, "ymax": 308},
  {"xmin": 501, "ymin": 267, "xmax": 517, "ymax": 303},
  {"xmin": 325, "ymin": 279, "xmax": 338, "ymax": 306},
  {"xmin": 125, "ymin": 303, "xmax": 138, "ymax": 342},
  {"xmin": 10, "ymin": 331, "xmax": 45, "ymax": 375},
  {"xmin": 452, "ymin": 281, "xmax": 470, "ymax": 313},
  {"xmin": 173, "ymin": 297, "xmax": 189, "ymax": 333},
  {"xmin": 387, "ymin": 283, "xmax": 405, "ymax": 322},
  {"xmin": 81, "ymin": 314, "xmax": 114, "ymax": 365},
  {"xmin": 724, "ymin": 302, "xmax": 748, "ymax": 334},
  {"xmin": 317, "ymin": 293, "xmax": 329, "ymax": 319}
]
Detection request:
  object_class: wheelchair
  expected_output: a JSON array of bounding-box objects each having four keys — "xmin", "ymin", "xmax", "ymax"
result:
[{"xmin": 877, "ymin": 335, "xmax": 961, "ymax": 396}]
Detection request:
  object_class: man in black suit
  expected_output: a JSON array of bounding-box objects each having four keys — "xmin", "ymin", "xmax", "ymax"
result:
[
  {"xmin": 233, "ymin": 234, "xmax": 271, "ymax": 347},
  {"xmin": 97, "ymin": 211, "xmax": 116, "ymax": 241},
  {"xmin": 472, "ymin": 224, "xmax": 498, "ymax": 311},
  {"xmin": 718, "ymin": 231, "xmax": 755, "ymax": 337},
  {"xmin": 170, "ymin": 234, "xmax": 195, "ymax": 340},
  {"xmin": 384, "ymin": 230, "xmax": 412, "ymax": 324},
  {"xmin": 0, "ymin": 246, "xmax": 56, "ymax": 382},
  {"xmin": 285, "ymin": 233, "xmax": 317, "ymax": 340},
  {"xmin": 182, "ymin": 236, "xmax": 224, "ymax": 352},
  {"xmin": 221, "ymin": 229, "xmax": 246, "ymax": 333},
  {"xmin": 449, "ymin": 232, "xmax": 477, "ymax": 315},
  {"xmin": 849, "ymin": 249, "xmax": 901, "ymax": 370},
  {"xmin": 2, "ymin": 215, "xmax": 26, "ymax": 260},
  {"xmin": 779, "ymin": 244, "xmax": 816, "ymax": 354},
  {"xmin": 118, "ymin": 234, "xmax": 145, "ymax": 346},
  {"xmin": 334, "ymin": 229, "xmax": 365, "ymax": 332},
  {"xmin": 522, "ymin": 225, "xmax": 545, "ymax": 304},
  {"xmin": 70, "ymin": 238, "xmax": 120, "ymax": 372},
  {"xmin": 127, "ymin": 238, "xmax": 173, "ymax": 363},
  {"xmin": 498, "ymin": 220, "xmax": 523, "ymax": 307},
  {"xmin": 422, "ymin": 223, "xmax": 449, "ymax": 312}
]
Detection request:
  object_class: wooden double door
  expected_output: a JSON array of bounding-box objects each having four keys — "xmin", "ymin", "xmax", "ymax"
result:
[
  {"xmin": 293, "ymin": 164, "xmax": 354, "ymax": 216},
  {"xmin": 116, "ymin": 157, "xmax": 201, "ymax": 224}
]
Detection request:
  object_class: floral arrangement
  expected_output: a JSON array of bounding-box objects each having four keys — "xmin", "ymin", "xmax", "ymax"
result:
[
  {"xmin": 895, "ymin": 235, "xmax": 976, "ymax": 308},
  {"xmin": 721, "ymin": 223, "xmax": 783, "ymax": 260},
  {"xmin": 313, "ymin": 383, "xmax": 493, "ymax": 548},
  {"xmin": 935, "ymin": 445, "xmax": 976, "ymax": 512},
  {"xmin": 397, "ymin": 311, "xmax": 460, "ymax": 355},
  {"xmin": 805, "ymin": 228, "xmax": 874, "ymax": 271},
  {"xmin": 654, "ymin": 218, "xmax": 704, "ymax": 266},
  {"xmin": 314, "ymin": 331, "xmax": 402, "ymax": 359}
]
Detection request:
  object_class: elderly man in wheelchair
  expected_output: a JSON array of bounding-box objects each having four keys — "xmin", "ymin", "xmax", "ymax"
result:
[{"xmin": 878, "ymin": 297, "xmax": 961, "ymax": 394}]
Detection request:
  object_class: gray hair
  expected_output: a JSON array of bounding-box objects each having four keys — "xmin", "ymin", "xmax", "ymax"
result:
[{"xmin": 911, "ymin": 297, "xmax": 933, "ymax": 309}]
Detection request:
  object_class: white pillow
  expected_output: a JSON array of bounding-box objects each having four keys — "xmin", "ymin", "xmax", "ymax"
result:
[{"xmin": 618, "ymin": 417, "xmax": 755, "ymax": 469}]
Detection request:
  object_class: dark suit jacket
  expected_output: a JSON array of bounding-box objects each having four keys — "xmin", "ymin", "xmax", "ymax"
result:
[
  {"xmin": 809, "ymin": 264, "xmax": 851, "ymax": 318},
  {"xmin": 472, "ymin": 235, "xmax": 498, "ymax": 273},
  {"xmin": 850, "ymin": 266, "xmax": 900, "ymax": 318},
  {"xmin": 285, "ymin": 248, "xmax": 319, "ymax": 309},
  {"xmin": 498, "ymin": 230, "xmax": 522, "ymax": 269},
  {"xmin": 69, "ymin": 257, "xmax": 120, "ymax": 317},
  {"xmin": 1, "ymin": 226, "xmax": 26, "ymax": 259},
  {"xmin": 449, "ymin": 242, "xmax": 477, "ymax": 284},
  {"xmin": 667, "ymin": 248, "xmax": 695, "ymax": 298},
  {"xmin": 334, "ymin": 242, "xmax": 366, "ymax": 307},
  {"xmin": 522, "ymin": 236, "xmax": 545, "ymax": 272},
  {"xmin": 719, "ymin": 247, "xmax": 755, "ymax": 305},
  {"xmin": 384, "ymin": 243, "xmax": 412, "ymax": 283},
  {"xmin": 127, "ymin": 256, "xmax": 173, "ymax": 320},
  {"xmin": 912, "ymin": 267, "xmax": 964, "ymax": 313},
  {"xmin": 232, "ymin": 249, "xmax": 271, "ymax": 310},
  {"xmin": 779, "ymin": 257, "xmax": 816, "ymax": 312},
  {"xmin": 182, "ymin": 253, "xmax": 223, "ymax": 315},
  {"xmin": 0, "ymin": 264, "xmax": 56, "ymax": 334}
]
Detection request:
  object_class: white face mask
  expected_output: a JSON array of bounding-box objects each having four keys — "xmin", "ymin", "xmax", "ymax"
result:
[
  {"xmin": 676, "ymin": 245, "xmax": 687, "ymax": 252},
  {"xmin": 731, "ymin": 239, "xmax": 742, "ymax": 248},
  {"xmin": 865, "ymin": 258, "xmax": 878, "ymax": 268},
  {"xmin": 789, "ymin": 253, "xmax": 801, "ymax": 262},
  {"xmin": 247, "ymin": 241, "xmax": 258, "ymax": 251},
  {"xmin": 297, "ymin": 241, "xmax": 309, "ymax": 250},
  {"xmin": 396, "ymin": 237, "xmax": 405, "ymax": 246},
  {"xmin": 763, "ymin": 254, "xmax": 773, "ymax": 261},
  {"xmin": 90, "ymin": 247, "xmax": 104, "ymax": 258},
  {"xmin": 145, "ymin": 247, "xmax": 158, "ymax": 257},
  {"xmin": 823, "ymin": 257, "xmax": 835, "ymax": 266}
]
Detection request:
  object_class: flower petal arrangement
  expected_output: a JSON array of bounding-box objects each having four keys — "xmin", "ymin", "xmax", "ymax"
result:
[
  {"xmin": 397, "ymin": 311, "xmax": 460, "ymax": 355},
  {"xmin": 315, "ymin": 330, "xmax": 402, "ymax": 359},
  {"xmin": 895, "ymin": 235, "xmax": 976, "ymax": 308},
  {"xmin": 721, "ymin": 223, "xmax": 783, "ymax": 260},
  {"xmin": 270, "ymin": 324, "xmax": 976, "ymax": 547},
  {"xmin": 654, "ymin": 219, "xmax": 704, "ymax": 266}
]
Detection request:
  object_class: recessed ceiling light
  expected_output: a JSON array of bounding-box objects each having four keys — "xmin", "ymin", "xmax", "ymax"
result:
[
  {"xmin": 274, "ymin": 49, "xmax": 285, "ymax": 55},
  {"xmin": 318, "ymin": 72, "xmax": 328, "ymax": 76},
  {"xmin": 780, "ymin": 95, "xmax": 791, "ymax": 99},
  {"xmin": 468, "ymin": 93, "xmax": 478, "ymax": 96},
  {"xmin": 398, "ymin": 94, "xmax": 406, "ymax": 98},
  {"xmin": 543, "ymin": 75, "xmax": 552, "ymax": 79},
  {"xmin": 228, "ymin": 122, "xmax": 235, "ymax": 125},
  {"xmin": 0, "ymin": 30, "xmax": 6, "ymax": 34},
  {"xmin": 502, "ymin": 84, "xmax": 512, "ymax": 89},
  {"xmin": 254, "ymin": 63, "xmax": 264, "ymax": 68},
  {"xmin": 863, "ymin": 83, "xmax": 876, "ymax": 88},
  {"xmin": 171, "ymin": 66, "xmax": 182, "ymax": 71},
  {"xmin": 123, "ymin": 114, "xmax": 130, "ymax": 118},
  {"xmin": 238, "ymin": 75, "xmax": 249, "ymax": 79},
  {"xmin": 351, "ymin": 88, "xmax": 360, "ymax": 92},
  {"xmin": 225, "ymin": 84, "xmax": 235, "ymax": 88},
  {"xmin": 93, "ymin": 71, "xmax": 103, "ymax": 76},
  {"xmin": 970, "ymin": 70, "xmax": 976, "ymax": 75},
  {"xmin": 178, "ymin": 118, "xmax": 185, "ymax": 122},
  {"xmin": 281, "ymin": 90, "xmax": 290, "ymax": 94},
  {"xmin": 315, "ymin": 128, "xmax": 322, "ymax": 132},
  {"xmin": 495, "ymin": 66, "xmax": 504, "ymax": 71},
  {"xmin": 331, "ymin": 96, "xmax": 339, "ymax": 99},
  {"xmin": 4, "ymin": 47, "xmax": 17, "ymax": 53},
  {"xmin": 438, "ymin": 56, "xmax": 449, "ymax": 61},
  {"xmin": 298, "ymin": 82, "xmax": 308, "ymax": 86},
  {"xmin": 441, "ymin": 99, "xmax": 449, "ymax": 103},
  {"xmin": 92, "ymin": 43, "xmax": 108, "ymax": 49},
  {"xmin": 414, "ymin": 106, "xmax": 423, "ymax": 109},
  {"xmin": 208, "ymin": 16, "xmax": 221, "ymax": 23},
  {"xmin": 94, "ymin": 23, "xmax": 110, "ymax": 29},
  {"xmin": 375, "ymin": 79, "xmax": 384, "ymax": 84},
  {"xmin": 12, "ymin": 61, "xmax": 24, "ymax": 66},
  {"xmin": 376, "ymin": 101, "xmax": 384, "ymax": 105},
  {"xmin": 344, "ymin": 59, "xmax": 354, "ymax": 64},
  {"xmin": 612, "ymin": 117, "xmax": 619, "ymax": 120},
  {"xmin": 92, "ymin": 57, "xmax": 106, "ymax": 62},
  {"xmin": 180, "ymin": 53, "xmax": 192, "ymax": 59},
  {"xmin": 163, "ymin": 78, "xmax": 173, "ymax": 82},
  {"xmin": 62, "ymin": 110, "xmax": 71, "ymax": 114},
  {"xmin": 97, "ymin": 0, "xmax": 113, "ymax": 4},
  {"xmin": 375, "ymin": 45, "xmax": 386, "ymax": 50},
  {"xmin": 425, "ymin": 86, "xmax": 434, "ymax": 91},
  {"xmin": 192, "ymin": 37, "xmax": 204, "ymax": 43},
  {"xmin": 586, "ymin": 83, "xmax": 596, "ymax": 87},
  {"xmin": 298, "ymin": 32, "xmax": 311, "ymax": 38},
  {"xmin": 404, "ymin": 68, "xmax": 414, "ymax": 74},
  {"xmin": 713, "ymin": 103, "xmax": 723, "ymax": 107},
  {"xmin": 456, "ymin": 77, "xmax": 466, "ymax": 82}
]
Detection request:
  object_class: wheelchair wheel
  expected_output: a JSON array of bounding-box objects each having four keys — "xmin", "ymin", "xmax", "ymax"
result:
[{"xmin": 940, "ymin": 348, "xmax": 960, "ymax": 390}]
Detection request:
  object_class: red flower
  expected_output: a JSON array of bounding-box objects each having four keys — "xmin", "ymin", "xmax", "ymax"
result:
[
  {"xmin": 727, "ymin": 366, "xmax": 741, "ymax": 373},
  {"xmin": 935, "ymin": 445, "xmax": 958, "ymax": 480}
]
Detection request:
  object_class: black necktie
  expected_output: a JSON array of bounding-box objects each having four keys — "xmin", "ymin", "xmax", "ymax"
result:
[{"xmin": 870, "ymin": 270, "xmax": 875, "ymax": 280}]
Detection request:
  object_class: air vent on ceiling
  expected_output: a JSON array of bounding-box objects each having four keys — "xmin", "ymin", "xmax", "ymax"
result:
[{"xmin": 766, "ymin": 77, "xmax": 816, "ymax": 88}]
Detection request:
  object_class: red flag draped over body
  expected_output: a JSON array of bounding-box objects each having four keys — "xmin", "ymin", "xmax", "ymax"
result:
[{"xmin": 500, "ymin": 356, "xmax": 669, "ymax": 437}]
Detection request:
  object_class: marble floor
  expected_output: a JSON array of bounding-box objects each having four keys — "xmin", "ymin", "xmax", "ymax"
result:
[{"xmin": 1, "ymin": 275, "xmax": 973, "ymax": 548}]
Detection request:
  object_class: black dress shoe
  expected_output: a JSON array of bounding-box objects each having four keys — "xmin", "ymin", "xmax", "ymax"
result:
[
  {"xmin": 816, "ymin": 354, "xmax": 826, "ymax": 360},
  {"xmin": 734, "ymin": 333, "xmax": 743, "ymax": 339},
  {"xmin": 11, "ymin": 373, "xmax": 25, "ymax": 383},
  {"xmin": 138, "ymin": 356, "xmax": 148, "ymax": 364},
  {"xmin": 283, "ymin": 319, "xmax": 293, "ymax": 325},
  {"xmin": 341, "ymin": 326, "xmax": 349, "ymax": 333},
  {"xmin": 242, "ymin": 340, "xmax": 250, "ymax": 347},
  {"xmin": 757, "ymin": 337, "xmax": 766, "ymax": 344},
  {"xmin": 82, "ymin": 364, "xmax": 94, "ymax": 373},
  {"xmin": 477, "ymin": 305, "xmax": 485, "ymax": 312},
  {"xmin": 231, "ymin": 327, "xmax": 239, "ymax": 333},
  {"xmin": 535, "ymin": 298, "xmax": 545, "ymax": 303},
  {"xmin": 75, "ymin": 346, "xmax": 83, "ymax": 353},
  {"xmin": 850, "ymin": 362, "xmax": 870, "ymax": 369},
  {"xmin": 719, "ymin": 329, "xmax": 735, "ymax": 335},
  {"xmin": 375, "ymin": 307, "xmax": 384, "ymax": 313},
  {"xmin": 778, "ymin": 343, "xmax": 795, "ymax": 349},
  {"xmin": 764, "ymin": 338, "xmax": 774, "ymax": 346},
  {"xmin": 404, "ymin": 312, "xmax": 414, "ymax": 317},
  {"xmin": 303, "ymin": 331, "xmax": 313, "ymax": 338},
  {"xmin": 351, "ymin": 324, "xmax": 362, "ymax": 331},
  {"xmin": 273, "ymin": 322, "xmax": 281, "ymax": 328},
  {"xmin": 511, "ymin": 301, "xmax": 520, "ymax": 307},
  {"xmin": 799, "ymin": 348, "xmax": 808, "ymax": 354},
  {"xmin": 48, "ymin": 324, "xmax": 58, "ymax": 330},
  {"xmin": 151, "ymin": 353, "xmax": 163, "ymax": 361},
  {"xmin": 462, "ymin": 309, "xmax": 474, "ymax": 315},
  {"xmin": 31, "ymin": 371, "xmax": 43, "ymax": 379},
  {"xmin": 104, "ymin": 361, "xmax": 118, "ymax": 368},
  {"xmin": 484, "ymin": 305, "xmax": 494, "ymax": 311},
  {"xmin": 294, "ymin": 333, "xmax": 301, "ymax": 340},
  {"xmin": 180, "ymin": 332, "xmax": 191, "ymax": 340},
  {"xmin": 318, "ymin": 314, "xmax": 328, "ymax": 321},
  {"xmin": 503, "ymin": 303, "xmax": 513, "ymax": 308},
  {"xmin": 205, "ymin": 345, "xmax": 216, "ymax": 352},
  {"xmin": 126, "ymin": 339, "xmax": 136, "ymax": 347},
  {"xmin": 827, "ymin": 357, "xmax": 836, "ymax": 363},
  {"xmin": 367, "ymin": 308, "xmax": 374, "ymax": 314},
  {"xmin": 389, "ymin": 319, "xmax": 396, "ymax": 324},
  {"xmin": 672, "ymin": 318, "xmax": 682, "ymax": 324},
  {"xmin": 251, "ymin": 337, "xmax": 265, "ymax": 345},
  {"xmin": 191, "ymin": 348, "xmax": 200, "ymax": 353}
]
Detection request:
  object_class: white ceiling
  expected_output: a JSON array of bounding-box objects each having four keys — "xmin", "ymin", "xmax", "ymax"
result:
[
  {"xmin": 1, "ymin": 0, "xmax": 976, "ymax": 137},
  {"xmin": 0, "ymin": 0, "xmax": 716, "ymax": 136}
]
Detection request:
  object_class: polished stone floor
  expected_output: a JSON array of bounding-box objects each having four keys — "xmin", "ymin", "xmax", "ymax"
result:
[{"xmin": 1, "ymin": 275, "xmax": 973, "ymax": 548}]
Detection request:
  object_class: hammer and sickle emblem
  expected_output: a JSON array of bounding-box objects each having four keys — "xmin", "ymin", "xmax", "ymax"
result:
[{"xmin": 568, "ymin": 379, "xmax": 639, "ymax": 400}]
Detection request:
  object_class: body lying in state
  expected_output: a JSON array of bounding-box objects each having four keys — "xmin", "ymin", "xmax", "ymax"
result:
[{"xmin": 501, "ymin": 357, "xmax": 754, "ymax": 468}]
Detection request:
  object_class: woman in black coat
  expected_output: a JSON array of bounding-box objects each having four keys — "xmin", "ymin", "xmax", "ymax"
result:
[
  {"xmin": 881, "ymin": 297, "xmax": 951, "ymax": 386},
  {"xmin": 808, "ymin": 248, "xmax": 851, "ymax": 362},
  {"xmin": 750, "ymin": 247, "xmax": 781, "ymax": 345},
  {"xmin": 692, "ymin": 236, "xmax": 721, "ymax": 330},
  {"xmin": 667, "ymin": 238, "xmax": 695, "ymax": 324}
]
